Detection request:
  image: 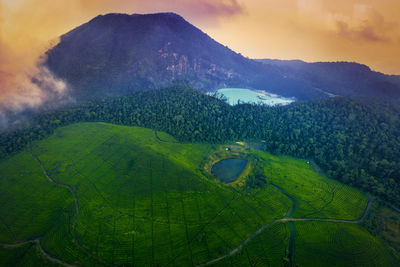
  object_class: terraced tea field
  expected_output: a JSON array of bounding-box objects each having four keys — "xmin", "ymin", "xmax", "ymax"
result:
[
  {"xmin": 294, "ymin": 221, "xmax": 398, "ymax": 267},
  {"xmin": 0, "ymin": 122, "xmax": 397, "ymax": 266}
]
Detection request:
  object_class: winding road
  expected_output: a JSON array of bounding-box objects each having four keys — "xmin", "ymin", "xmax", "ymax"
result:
[
  {"xmin": 2, "ymin": 146, "xmax": 374, "ymax": 267},
  {"xmin": 1, "ymin": 150, "xmax": 81, "ymax": 267},
  {"xmin": 197, "ymin": 187, "xmax": 373, "ymax": 267},
  {"xmin": 1, "ymin": 238, "xmax": 76, "ymax": 267},
  {"xmin": 30, "ymin": 151, "xmax": 80, "ymax": 236}
]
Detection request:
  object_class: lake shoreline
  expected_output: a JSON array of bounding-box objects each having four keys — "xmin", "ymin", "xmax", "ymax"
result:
[{"xmin": 209, "ymin": 88, "xmax": 295, "ymax": 106}]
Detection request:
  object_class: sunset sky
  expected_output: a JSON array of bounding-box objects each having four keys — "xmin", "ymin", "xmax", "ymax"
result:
[{"xmin": 0, "ymin": 0, "xmax": 400, "ymax": 112}]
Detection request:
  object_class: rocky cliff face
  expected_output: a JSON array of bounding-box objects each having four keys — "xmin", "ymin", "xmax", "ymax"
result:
[
  {"xmin": 45, "ymin": 13, "xmax": 325, "ymax": 101},
  {"xmin": 161, "ymin": 52, "xmax": 239, "ymax": 89},
  {"xmin": 45, "ymin": 12, "xmax": 400, "ymax": 102},
  {"xmin": 45, "ymin": 13, "xmax": 248, "ymax": 99}
]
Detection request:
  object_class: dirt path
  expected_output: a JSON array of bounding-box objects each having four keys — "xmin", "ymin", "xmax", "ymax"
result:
[
  {"xmin": 2, "ymin": 150, "xmax": 82, "ymax": 266},
  {"xmin": 1, "ymin": 239, "xmax": 37, "ymax": 249},
  {"xmin": 270, "ymin": 184, "xmax": 296, "ymax": 218},
  {"xmin": 31, "ymin": 150, "xmax": 112, "ymax": 266},
  {"xmin": 1, "ymin": 238, "xmax": 77, "ymax": 267},
  {"xmin": 196, "ymin": 220, "xmax": 279, "ymax": 266},
  {"xmin": 2, "ymin": 146, "xmax": 374, "ymax": 267},
  {"xmin": 30, "ymin": 151, "xmax": 80, "ymax": 234},
  {"xmin": 197, "ymin": 193, "xmax": 373, "ymax": 267},
  {"xmin": 0, "ymin": 150, "xmax": 82, "ymax": 266},
  {"xmin": 154, "ymin": 130, "xmax": 178, "ymax": 143},
  {"xmin": 281, "ymin": 197, "xmax": 373, "ymax": 224},
  {"xmin": 270, "ymin": 183, "xmax": 297, "ymax": 266},
  {"xmin": 36, "ymin": 239, "xmax": 77, "ymax": 267}
]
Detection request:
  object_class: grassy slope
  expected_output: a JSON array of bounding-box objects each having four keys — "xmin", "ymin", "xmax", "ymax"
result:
[
  {"xmin": 0, "ymin": 244, "xmax": 58, "ymax": 267},
  {"xmin": 212, "ymin": 151, "xmax": 397, "ymax": 267},
  {"xmin": 362, "ymin": 201, "xmax": 400, "ymax": 258},
  {"xmin": 0, "ymin": 122, "xmax": 396, "ymax": 266},
  {"xmin": 264, "ymin": 153, "xmax": 368, "ymax": 219},
  {"xmin": 0, "ymin": 151, "xmax": 73, "ymax": 243},
  {"xmin": 1, "ymin": 123, "xmax": 290, "ymax": 266},
  {"xmin": 295, "ymin": 221, "xmax": 398, "ymax": 267},
  {"xmin": 212, "ymin": 222, "xmax": 290, "ymax": 267}
]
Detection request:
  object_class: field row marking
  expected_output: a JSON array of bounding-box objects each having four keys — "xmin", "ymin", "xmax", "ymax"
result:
[
  {"xmin": 3, "ymin": 138, "xmax": 373, "ymax": 267},
  {"xmin": 1, "ymin": 238, "xmax": 76, "ymax": 267},
  {"xmin": 28, "ymin": 148, "xmax": 110, "ymax": 266},
  {"xmin": 196, "ymin": 195, "xmax": 373, "ymax": 266}
]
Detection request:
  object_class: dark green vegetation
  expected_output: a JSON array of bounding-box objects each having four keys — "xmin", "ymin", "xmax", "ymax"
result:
[
  {"xmin": 362, "ymin": 201, "xmax": 400, "ymax": 258},
  {"xmin": 294, "ymin": 221, "xmax": 397, "ymax": 267},
  {"xmin": 211, "ymin": 159, "xmax": 248, "ymax": 183},
  {"xmin": 45, "ymin": 13, "xmax": 400, "ymax": 101},
  {"xmin": 2, "ymin": 12, "xmax": 400, "ymax": 266},
  {"xmin": 211, "ymin": 222, "xmax": 290, "ymax": 267},
  {"xmin": 1, "ymin": 122, "xmax": 397, "ymax": 266},
  {"xmin": 213, "ymin": 221, "xmax": 399, "ymax": 267},
  {"xmin": 0, "ymin": 243, "xmax": 58, "ymax": 267},
  {"xmin": 0, "ymin": 123, "xmax": 289, "ymax": 265},
  {"xmin": 266, "ymin": 154, "xmax": 368, "ymax": 219},
  {"xmin": 2, "ymin": 86, "xmax": 400, "ymax": 210}
]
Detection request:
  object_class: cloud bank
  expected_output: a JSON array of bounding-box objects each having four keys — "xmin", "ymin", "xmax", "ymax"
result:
[{"xmin": 0, "ymin": 0, "xmax": 244, "ymax": 126}]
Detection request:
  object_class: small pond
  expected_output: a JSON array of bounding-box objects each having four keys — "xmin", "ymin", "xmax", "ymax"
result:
[{"xmin": 211, "ymin": 158, "xmax": 248, "ymax": 183}]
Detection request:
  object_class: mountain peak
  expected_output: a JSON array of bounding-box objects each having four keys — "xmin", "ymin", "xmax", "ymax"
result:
[
  {"xmin": 46, "ymin": 12, "xmax": 254, "ymax": 100},
  {"xmin": 45, "ymin": 13, "xmax": 400, "ymax": 102},
  {"xmin": 63, "ymin": 12, "xmax": 195, "ymax": 43},
  {"xmin": 88, "ymin": 12, "xmax": 186, "ymax": 25},
  {"xmin": 92, "ymin": 12, "xmax": 184, "ymax": 20}
]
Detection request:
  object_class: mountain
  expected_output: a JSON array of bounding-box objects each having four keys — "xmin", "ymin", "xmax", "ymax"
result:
[
  {"xmin": 44, "ymin": 13, "xmax": 324, "ymax": 101},
  {"xmin": 45, "ymin": 13, "xmax": 400, "ymax": 102},
  {"xmin": 257, "ymin": 59, "xmax": 400, "ymax": 100}
]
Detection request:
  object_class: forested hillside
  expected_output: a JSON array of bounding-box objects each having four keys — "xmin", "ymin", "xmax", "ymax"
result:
[{"xmin": 1, "ymin": 86, "xmax": 400, "ymax": 207}]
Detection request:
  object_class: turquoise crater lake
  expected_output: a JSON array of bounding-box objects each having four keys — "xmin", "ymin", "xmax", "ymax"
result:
[
  {"xmin": 211, "ymin": 158, "xmax": 248, "ymax": 183},
  {"xmin": 210, "ymin": 88, "xmax": 294, "ymax": 106}
]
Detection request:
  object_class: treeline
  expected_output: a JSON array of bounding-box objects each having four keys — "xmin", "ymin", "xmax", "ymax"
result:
[
  {"xmin": 1, "ymin": 86, "xmax": 400, "ymax": 206},
  {"xmin": 244, "ymin": 155, "xmax": 268, "ymax": 189}
]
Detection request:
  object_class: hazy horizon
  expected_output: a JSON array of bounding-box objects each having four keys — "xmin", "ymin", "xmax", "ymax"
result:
[{"xmin": 1, "ymin": 0, "xmax": 400, "ymax": 116}]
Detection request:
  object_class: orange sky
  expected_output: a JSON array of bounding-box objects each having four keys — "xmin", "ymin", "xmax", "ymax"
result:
[
  {"xmin": 1, "ymin": 0, "xmax": 399, "ymax": 73},
  {"xmin": 210, "ymin": 0, "xmax": 400, "ymax": 74},
  {"xmin": 0, "ymin": 0, "xmax": 399, "ymax": 113}
]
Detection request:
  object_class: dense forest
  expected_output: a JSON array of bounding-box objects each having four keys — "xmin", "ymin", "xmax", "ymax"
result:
[{"xmin": 1, "ymin": 86, "xmax": 400, "ymax": 207}]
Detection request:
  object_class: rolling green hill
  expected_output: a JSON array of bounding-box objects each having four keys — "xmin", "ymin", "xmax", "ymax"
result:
[{"xmin": 0, "ymin": 122, "xmax": 397, "ymax": 266}]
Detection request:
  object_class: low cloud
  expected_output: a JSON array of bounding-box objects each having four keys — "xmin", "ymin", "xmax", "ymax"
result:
[
  {"xmin": 334, "ymin": 9, "xmax": 396, "ymax": 43},
  {"xmin": 0, "ymin": 29, "xmax": 71, "ymax": 127},
  {"xmin": 84, "ymin": 0, "xmax": 245, "ymax": 22},
  {"xmin": 0, "ymin": 35, "xmax": 69, "ymax": 112},
  {"xmin": 336, "ymin": 21, "xmax": 389, "ymax": 42},
  {"xmin": 0, "ymin": 62, "xmax": 71, "ymax": 127},
  {"xmin": 94, "ymin": 0, "xmax": 246, "ymax": 26},
  {"xmin": 0, "ymin": 1, "xmax": 76, "ymax": 127},
  {"xmin": 0, "ymin": 0, "xmax": 244, "ymax": 128},
  {"xmin": 172, "ymin": 0, "xmax": 245, "ymax": 23}
]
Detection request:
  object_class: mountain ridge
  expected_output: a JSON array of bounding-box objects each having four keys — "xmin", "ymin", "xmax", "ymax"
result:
[
  {"xmin": 45, "ymin": 12, "xmax": 400, "ymax": 102},
  {"xmin": 257, "ymin": 59, "xmax": 400, "ymax": 99}
]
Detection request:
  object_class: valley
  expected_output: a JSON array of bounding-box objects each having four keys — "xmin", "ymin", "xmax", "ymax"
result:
[{"xmin": 0, "ymin": 122, "xmax": 397, "ymax": 266}]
